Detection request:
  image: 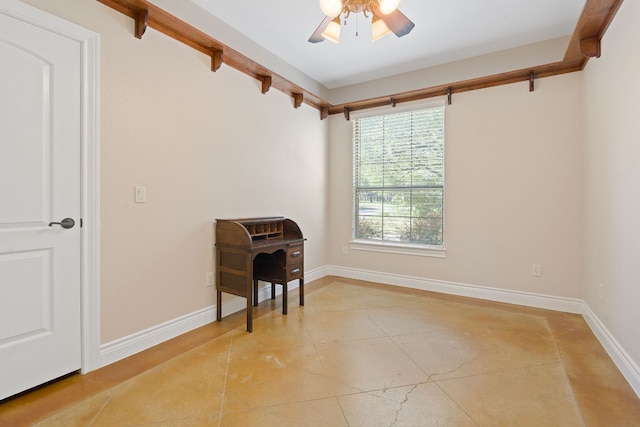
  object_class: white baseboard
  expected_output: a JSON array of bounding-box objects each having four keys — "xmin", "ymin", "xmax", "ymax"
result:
[
  {"xmin": 99, "ymin": 266, "xmax": 326, "ymax": 368},
  {"xmin": 581, "ymin": 303, "xmax": 640, "ymax": 396},
  {"xmin": 99, "ymin": 305, "xmax": 216, "ymax": 368},
  {"xmin": 98, "ymin": 265, "xmax": 640, "ymax": 399},
  {"xmin": 327, "ymin": 265, "xmax": 584, "ymax": 314}
]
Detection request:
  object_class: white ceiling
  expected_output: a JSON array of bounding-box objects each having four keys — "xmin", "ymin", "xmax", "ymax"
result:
[{"xmin": 189, "ymin": 0, "xmax": 585, "ymax": 90}]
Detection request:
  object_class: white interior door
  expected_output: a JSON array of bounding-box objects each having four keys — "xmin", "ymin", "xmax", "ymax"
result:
[{"xmin": 0, "ymin": 7, "xmax": 82, "ymax": 400}]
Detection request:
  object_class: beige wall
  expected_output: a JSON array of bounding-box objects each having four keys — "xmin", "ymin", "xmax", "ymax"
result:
[
  {"xmin": 328, "ymin": 73, "xmax": 583, "ymax": 298},
  {"xmin": 23, "ymin": 0, "xmax": 329, "ymax": 343},
  {"xmin": 583, "ymin": 0, "xmax": 640, "ymax": 367}
]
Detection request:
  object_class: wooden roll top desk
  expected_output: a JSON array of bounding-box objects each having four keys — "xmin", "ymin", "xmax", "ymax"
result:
[{"xmin": 215, "ymin": 217, "xmax": 304, "ymax": 332}]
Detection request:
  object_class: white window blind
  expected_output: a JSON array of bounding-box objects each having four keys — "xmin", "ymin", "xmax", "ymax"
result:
[{"xmin": 353, "ymin": 105, "xmax": 445, "ymax": 246}]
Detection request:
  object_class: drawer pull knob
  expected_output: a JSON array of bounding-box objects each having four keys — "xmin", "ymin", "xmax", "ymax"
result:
[
  {"xmin": 291, "ymin": 268, "xmax": 301, "ymax": 275},
  {"xmin": 291, "ymin": 251, "xmax": 302, "ymax": 257}
]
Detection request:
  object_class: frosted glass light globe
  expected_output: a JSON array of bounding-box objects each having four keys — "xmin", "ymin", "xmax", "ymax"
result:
[
  {"xmin": 378, "ymin": 0, "xmax": 401, "ymax": 15},
  {"xmin": 319, "ymin": 0, "xmax": 343, "ymax": 17}
]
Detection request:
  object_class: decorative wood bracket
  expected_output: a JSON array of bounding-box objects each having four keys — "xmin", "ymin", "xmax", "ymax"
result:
[
  {"xmin": 320, "ymin": 107, "xmax": 329, "ymax": 120},
  {"xmin": 259, "ymin": 75, "xmax": 272, "ymax": 94},
  {"xmin": 447, "ymin": 87, "xmax": 452, "ymax": 105},
  {"xmin": 529, "ymin": 71, "xmax": 535, "ymax": 92},
  {"xmin": 210, "ymin": 49, "xmax": 223, "ymax": 72},
  {"xmin": 580, "ymin": 37, "xmax": 601, "ymax": 58},
  {"xmin": 344, "ymin": 107, "xmax": 351, "ymax": 121},
  {"xmin": 293, "ymin": 93, "xmax": 303, "ymax": 109},
  {"xmin": 134, "ymin": 9, "xmax": 148, "ymax": 39}
]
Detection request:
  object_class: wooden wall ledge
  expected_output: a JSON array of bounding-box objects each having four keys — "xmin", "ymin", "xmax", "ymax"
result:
[
  {"xmin": 97, "ymin": 0, "xmax": 623, "ymax": 120},
  {"xmin": 97, "ymin": 0, "xmax": 330, "ymax": 113}
]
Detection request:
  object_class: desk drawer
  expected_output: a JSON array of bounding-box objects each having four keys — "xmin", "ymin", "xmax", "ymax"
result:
[
  {"xmin": 287, "ymin": 244, "xmax": 303, "ymax": 264},
  {"xmin": 287, "ymin": 263, "xmax": 303, "ymax": 280}
]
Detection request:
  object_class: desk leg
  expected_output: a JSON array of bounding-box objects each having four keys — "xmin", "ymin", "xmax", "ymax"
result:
[
  {"xmin": 247, "ymin": 281, "xmax": 253, "ymax": 333},
  {"xmin": 253, "ymin": 279, "xmax": 259, "ymax": 307},
  {"xmin": 299, "ymin": 278, "xmax": 304, "ymax": 306},
  {"xmin": 282, "ymin": 282, "xmax": 288, "ymax": 315},
  {"xmin": 216, "ymin": 289, "xmax": 222, "ymax": 321}
]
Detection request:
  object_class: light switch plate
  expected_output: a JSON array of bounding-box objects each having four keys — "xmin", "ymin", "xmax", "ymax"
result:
[{"xmin": 135, "ymin": 186, "xmax": 146, "ymax": 203}]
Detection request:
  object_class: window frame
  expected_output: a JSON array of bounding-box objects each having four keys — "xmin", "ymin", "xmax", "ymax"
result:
[{"xmin": 350, "ymin": 99, "xmax": 447, "ymax": 257}]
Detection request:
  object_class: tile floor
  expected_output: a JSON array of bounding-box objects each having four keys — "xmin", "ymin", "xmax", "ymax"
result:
[{"xmin": 1, "ymin": 276, "xmax": 640, "ymax": 426}]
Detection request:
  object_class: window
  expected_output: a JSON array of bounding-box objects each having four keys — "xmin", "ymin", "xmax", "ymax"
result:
[{"xmin": 353, "ymin": 103, "xmax": 445, "ymax": 248}]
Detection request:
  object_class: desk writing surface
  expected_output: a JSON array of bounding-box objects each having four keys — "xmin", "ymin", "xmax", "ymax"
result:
[{"xmin": 246, "ymin": 237, "xmax": 304, "ymax": 251}]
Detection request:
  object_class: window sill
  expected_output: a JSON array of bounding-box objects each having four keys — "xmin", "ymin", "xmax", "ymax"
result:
[{"xmin": 349, "ymin": 240, "xmax": 447, "ymax": 258}]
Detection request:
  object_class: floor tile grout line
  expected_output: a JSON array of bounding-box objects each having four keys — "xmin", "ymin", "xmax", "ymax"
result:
[
  {"xmin": 308, "ymin": 297, "xmax": 441, "ymax": 421},
  {"xmin": 427, "ymin": 360, "xmax": 567, "ymax": 383},
  {"xmin": 366, "ymin": 309, "xmax": 446, "ymax": 386},
  {"xmin": 432, "ymin": 381, "xmax": 480, "ymax": 427},
  {"xmin": 375, "ymin": 312, "xmax": 569, "ymax": 383},
  {"xmin": 217, "ymin": 336, "xmax": 234, "ymax": 427},
  {"xmin": 299, "ymin": 285, "xmax": 351, "ymax": 426},
  {"xmin": 86, "ymin": 394, "xmax": 112, "ymax": 427},
  {"xmin": 545, "ymin": 317, "xmax": 589, "ymax": 427}
]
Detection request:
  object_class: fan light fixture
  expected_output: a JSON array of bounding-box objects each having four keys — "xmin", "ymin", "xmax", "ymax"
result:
[
  {"xmin": 310, "ymin": 0, "xmax": 414, "ymax": 44},
  {"xmin": 319, "ymin": 0, "xmax": 401, "ymax": 18},
  {"xmin": 322, "ymin": 18, "xmax": 342, "ymax": 43},
  {"xmin": 319, "ymin": 0, "xmax": 343, "ymax": 17},
  {"xmin": 371, "ymin": 15, "xmax": 392, "ymax": 41}
]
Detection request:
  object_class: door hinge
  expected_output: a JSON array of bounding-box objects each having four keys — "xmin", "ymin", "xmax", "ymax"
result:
[{"xmin": 80, "ymin": 218, "xmax": 83, "ymax": 228}]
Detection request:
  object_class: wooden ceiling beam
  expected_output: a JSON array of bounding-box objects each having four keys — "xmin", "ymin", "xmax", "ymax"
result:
[{"xmin": 97, "ymin": 0, "xmax": 624, "ymax": 119}]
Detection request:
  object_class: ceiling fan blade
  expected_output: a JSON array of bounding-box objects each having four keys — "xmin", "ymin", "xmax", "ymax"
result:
[
  {"xmin": 376, "ymin": 8, "xmax": 415, "ymax": 38},
  {"xmin": 308, "ymin": 15, "xmax": 333, "ymax": 43}
]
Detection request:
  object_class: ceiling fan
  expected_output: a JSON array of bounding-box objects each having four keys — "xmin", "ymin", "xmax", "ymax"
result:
[{"xmin": 309, "ymin": 0, "xmax": 415, "ymax": 43}]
